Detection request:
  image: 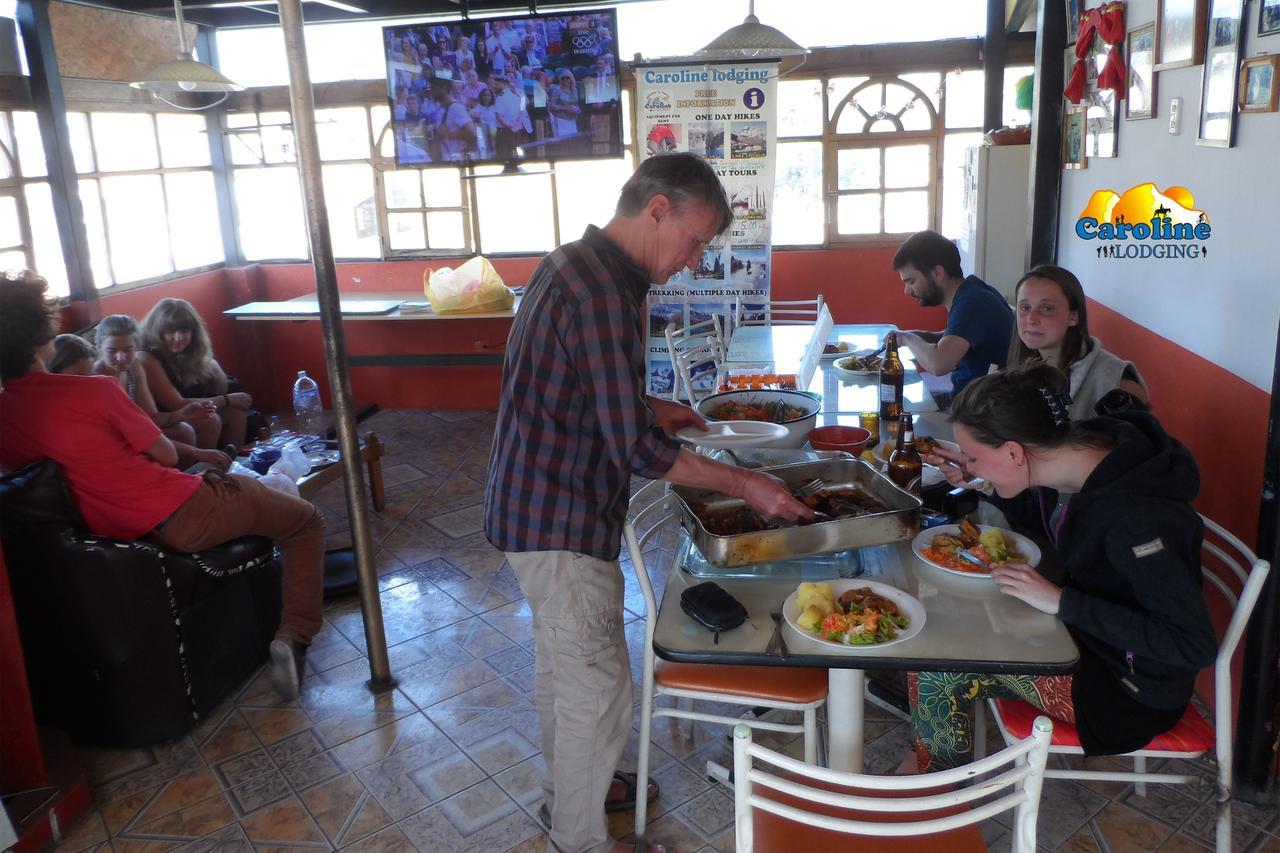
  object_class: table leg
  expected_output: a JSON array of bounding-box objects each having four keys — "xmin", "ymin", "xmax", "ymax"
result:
[
  {"xmin": 826, "ymin": 669, "xmax": 865, "ymax": 772},
  {"xmin": 365, "ymin": 433, "xmax": 385, "ymax": 512}
]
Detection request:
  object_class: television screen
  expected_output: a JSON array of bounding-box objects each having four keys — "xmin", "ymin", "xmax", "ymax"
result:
[{"xmin": 383, "ymin": 11, "xmax": 622, "ymax": 167}]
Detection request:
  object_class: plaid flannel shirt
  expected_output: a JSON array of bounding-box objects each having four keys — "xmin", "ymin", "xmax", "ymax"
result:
[{"xmin": 484, "ymin": 226, "xmax": 682, "ymax": 560}]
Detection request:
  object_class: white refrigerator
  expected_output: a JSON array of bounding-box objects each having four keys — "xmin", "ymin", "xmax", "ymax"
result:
[{"xmin": 956, "ymin": 144, "xmax": 1031, "ymax": 301}]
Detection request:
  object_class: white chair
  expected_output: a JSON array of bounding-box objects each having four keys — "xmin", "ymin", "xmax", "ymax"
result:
[
  {"xmin": 625, "ymin": 480, "xmax": 828, "ymax": 842},
  {"xmin": 672, "ymin": 340, "xmax": 723, "ymax": 403},
  {"xmin": 664, "ymin": 316, "xmax": 725, "ymax": 402},
  {"xmin": 733, "ymin": 716, "xmax": 1053, "ymax": 853},
  {"xmin": 735, "ymin": 296, "xmax": 824, "ymax": 327},
  {"xmin": 982, "ymin": 515, "xmax": 1271, "ymax": 853}
]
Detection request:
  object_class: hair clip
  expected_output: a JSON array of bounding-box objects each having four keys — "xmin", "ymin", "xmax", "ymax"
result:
[{"xmin": 1039, "ymin": 386, "xmax": 1071, "ymax": 428}]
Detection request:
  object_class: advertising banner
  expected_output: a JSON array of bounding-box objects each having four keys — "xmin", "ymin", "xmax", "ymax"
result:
[{"xmin": 635, "ymin": 60, "xmax": 779, "ymax": 398}]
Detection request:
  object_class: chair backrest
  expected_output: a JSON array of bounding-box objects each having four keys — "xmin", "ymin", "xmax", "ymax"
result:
[
  {"xmin": 732, "ymin": 717, "xmax": 1053, "ymax": 853},
  {"xmin": 673, "ymin": 341, "xmax": 723, "ymax": 403},
  {"xmin": 1197, "ymin": 514, "xmax": 1272, "ymax": 788},
  {"xmin": 735, "ymin": 296, "xmax": 824, "ymax": 327},
  {"xmin": 623, "ymin": 481, "xmax": 674, "ymax": 658},
  {"xmin": 664, "ymin": 316, "xmax": 725, "ymax": 400}
]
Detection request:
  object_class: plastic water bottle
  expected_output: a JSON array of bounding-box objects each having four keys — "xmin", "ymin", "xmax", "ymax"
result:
[{"xmin": 292, "ymin": 371, "xmax": 323, "ymax": 451}]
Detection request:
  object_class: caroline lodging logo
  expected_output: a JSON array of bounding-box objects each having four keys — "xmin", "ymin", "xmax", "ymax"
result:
[{"xmin": 1074, "ymin": 182, "xmax": 1211, "ymax": 259}]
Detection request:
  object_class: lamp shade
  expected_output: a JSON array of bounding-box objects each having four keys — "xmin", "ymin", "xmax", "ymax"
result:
[
  {"xmin": 130, "ymin": 53, "xmax": 244, "ymax": 94},
  {"xmin": 696, "ymin": 12, "xmax": 807, "ymax": 58}
]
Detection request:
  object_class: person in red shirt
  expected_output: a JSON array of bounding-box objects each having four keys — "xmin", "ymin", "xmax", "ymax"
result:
[{"xmin": 0, "ymin": 271, "xmax": 324, "ymax": 700}]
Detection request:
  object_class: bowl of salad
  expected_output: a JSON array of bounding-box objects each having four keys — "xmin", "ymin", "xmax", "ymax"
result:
[{"xmin": 695, "ymin": 389, "xmax": 821, "ymax": 448}]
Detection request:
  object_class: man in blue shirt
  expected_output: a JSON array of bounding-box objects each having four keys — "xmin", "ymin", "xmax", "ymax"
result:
[{"xmin": 892, "ymin": 230, "xmax": 1013, "ymax": 400}]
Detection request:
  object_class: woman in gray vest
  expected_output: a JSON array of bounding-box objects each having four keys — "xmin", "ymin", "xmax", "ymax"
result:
[{"xmin": 1010, "ymin": 265, "xmax": 1148, "ymax": 418}]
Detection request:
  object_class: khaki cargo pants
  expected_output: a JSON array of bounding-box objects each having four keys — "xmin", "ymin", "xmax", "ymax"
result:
[{"xmin": 507, "ymin": 550, "xmax": 633, "ymax": 853}]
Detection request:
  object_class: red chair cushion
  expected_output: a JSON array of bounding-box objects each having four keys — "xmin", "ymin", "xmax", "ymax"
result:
[
  {"xmin": 655, "ymin": 660, "xmax": 828, "ymax": 704},
  {"xmin": 991, "ymin": 698, "xmax": 1214, "ymax": 753}
]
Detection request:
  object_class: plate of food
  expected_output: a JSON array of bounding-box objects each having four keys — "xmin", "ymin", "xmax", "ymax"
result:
[
  {"xmin": 820, "ymin": 341, "xmax": 853, "ymax": 361},
  {"xmin": 911, "ymin": 519, "xmax": 1041, "ymax": 579},
  {"xmin": 784, "ymin": 579, "xmax": 925, "ymax": 649},
  {"xmin": 831, "ymin": 352, "xmax": 883, "ymax": 378},
  {"xmin": 676, "ymin": 420, "xmax": 789, "ymax": 449}
]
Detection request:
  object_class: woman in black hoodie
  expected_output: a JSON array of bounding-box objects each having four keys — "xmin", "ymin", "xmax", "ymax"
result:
[{"xmin": 908, "ymin": 363, "xmax": 1216, "ymax": 771}]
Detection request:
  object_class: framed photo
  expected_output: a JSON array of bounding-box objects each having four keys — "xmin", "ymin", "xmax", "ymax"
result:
[
  {"xmin": 1084, "ymin": 87, "xmax": 1119, "ymax": 157},
  {"xmin": 1066, "ymin": 0, "xmax": 1083, "ymax": 44},
  {"xmin": 1197, "ymin": 0, "xmax": 1245, "ymax": 147},
  {"xmin": 1156, "ymin": 0, "xmax": 1209, "ymax": 69},
  {"xmin": 1063, "ymin": 106, "xmax": 1087, "ymax": 169},
  {"xmin": 1260, "ymin": 0, "xmax": 1280, "ymax": 37},
  {"xmin": 1239, "ymin": 56, "xmax": 1280, "ymax": 111},
  {"xmin": 1127, "ymin": 24, "xmax": 1158, "ymax": 118}
]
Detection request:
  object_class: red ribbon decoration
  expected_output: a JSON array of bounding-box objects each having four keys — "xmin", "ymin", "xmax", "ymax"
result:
[{"xmin": 1064, "ymin": 1, "xmax": 1127, "ymax": 104}]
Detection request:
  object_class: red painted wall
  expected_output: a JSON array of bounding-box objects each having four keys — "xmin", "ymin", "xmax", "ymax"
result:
[{"xmin": 74, "ymin": 250, "xmax": 1270, "ymax": 546}]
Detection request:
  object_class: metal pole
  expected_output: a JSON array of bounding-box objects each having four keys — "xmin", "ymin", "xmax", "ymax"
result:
[{"xmin": 277, "ymin": 0, "xmax": 393, "ymax": 691}]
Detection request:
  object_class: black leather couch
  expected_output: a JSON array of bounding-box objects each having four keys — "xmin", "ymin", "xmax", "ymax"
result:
[{"xmin": 0, "ymin": 460, "xmax": 283, "ymax": 747}]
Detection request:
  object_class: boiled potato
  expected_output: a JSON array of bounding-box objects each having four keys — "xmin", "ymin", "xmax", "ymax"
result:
[
  {"xmin": 798, "ymin": 594, "xmax": 835, "ymax": 618},
  {"xmin": 979, "ymin": 529, "xmax": 1009, "ymax": 562},
  {"xmin": 797, "ymin": 605, "xmax": 826, "ymax": 632}
]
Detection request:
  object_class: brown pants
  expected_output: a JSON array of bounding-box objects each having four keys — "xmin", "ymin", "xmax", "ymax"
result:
[{"xmin": 154, "ymin": 473, "xmax": 325, "ymax": 645}]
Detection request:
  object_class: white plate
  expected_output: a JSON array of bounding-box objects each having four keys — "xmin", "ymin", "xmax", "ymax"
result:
[
  {"xmin": 911, "ymin": 524, "xmax": 1042, "ymax": 580},
  {"xmin": 819, "ymin": 345, "xmax": 853, "ymax": 361},
  {"xmin": 676, "ymin": 421, "xmax": 789, "ymax": 449},
  {"xmin": 783, "ymin": 579, "xmax": 926, "ymax": 650},
  {"xmin": 830, "ymin": 352, "xmax": 882, "ymax": 378}
]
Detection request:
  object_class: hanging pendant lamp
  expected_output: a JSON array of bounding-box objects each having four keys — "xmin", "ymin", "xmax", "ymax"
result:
[
  {"xmin": 695, "ymin": 0, "xmax": 807, "ymax": 59},
  {"xmin": 130, "ymin": 0, "xmax": 243, "ymax": 109}
]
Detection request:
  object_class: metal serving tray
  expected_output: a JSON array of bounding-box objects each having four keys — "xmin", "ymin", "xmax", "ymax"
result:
[{"xmin": 670, "ymin": 458, "xmax": 922, "ymax": 568}]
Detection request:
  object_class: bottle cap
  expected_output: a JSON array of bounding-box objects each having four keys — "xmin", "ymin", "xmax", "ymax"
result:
[{"xmin": 297, "ymin": 370, "xmax": 307, "ymax": 377}]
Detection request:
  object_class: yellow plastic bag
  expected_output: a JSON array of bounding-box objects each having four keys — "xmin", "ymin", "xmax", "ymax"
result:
[{"xmin": 423, "ymin": 256, "xmax": 514, "ymax": 314}]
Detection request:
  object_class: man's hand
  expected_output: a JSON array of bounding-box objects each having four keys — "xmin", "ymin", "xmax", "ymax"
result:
[
  {"xmin": 177, "ymin": 400, "xmax": 217, "ymax": 421},
  {"xmin": 648, "ymin": 396, "xmax": 708, "ymax": 433},
  {"xmin": 737, "ymin": 469, "xmax": 813, "ymax": 521},
  {"xmin": 990, "ymin": 564, "xmax": 1062, "ymax": 615},
  {"xmin": 193, "ymin": 448, "xmax": 232, "ymax": 470}
]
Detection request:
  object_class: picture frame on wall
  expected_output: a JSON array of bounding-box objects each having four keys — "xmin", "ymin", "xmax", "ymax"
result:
[
  {"xmin": 1127, "ymin": 24, "xmax": 1159, "ymax": 118},
  {"xmin": 1085, "ymin": 87, "xmax": 1119, "ymax": 157},
  {"xmin": 1197, "ymin": 0, "xmax": 1245, "ymax": 147},
  {"xmin": 1260, "ymin": 0, "xmax": 1280, "ymax": 37},
  {"xmin": 1156, "ymin": 0, "xmax": 1209, "ymax": 69},
  {"xmin": 1066, "ymin": 0, "xmax": 1083, "ymax": 44},
  {"xmin": 1063, "ymin": 106, "xmax": 1088, "ymax": 169},
  {"xmin": 1239, "ymin": 56, "xmax": 1280, "ymax": 111}
]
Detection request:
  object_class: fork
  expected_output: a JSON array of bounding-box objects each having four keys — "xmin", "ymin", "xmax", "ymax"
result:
[
  {"xmin": 794, "ymin": 478, "xmax": 827, "ymax": 498},
  {"xmin": 765, "ymin": 608, "xmax": 789, "ymax": 658}
]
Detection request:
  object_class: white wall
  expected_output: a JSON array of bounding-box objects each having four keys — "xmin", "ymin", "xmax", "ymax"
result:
[{"xmin": 1056, "ymin": 0, "xmax": 1280, "ymax": 391}]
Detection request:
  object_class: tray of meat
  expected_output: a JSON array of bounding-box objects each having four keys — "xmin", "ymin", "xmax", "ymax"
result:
[{"xmin": 670, "ymin": 458, "xmax": 922, "ymax": 568}]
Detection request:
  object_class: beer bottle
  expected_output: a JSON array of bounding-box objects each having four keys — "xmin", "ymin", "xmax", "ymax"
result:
[
  {"xmin": 878, "ymin": 332, "xmax": 905, "ymax": 422},
  {"xmin": 888, "ymin": 412, "xmax": 923, "ymax": 492}
]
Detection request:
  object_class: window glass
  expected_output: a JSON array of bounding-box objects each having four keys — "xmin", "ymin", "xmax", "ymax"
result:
[
  {"xmin": 837, "ymin": 147, "xmax": 879, "ymax": 190},
  {"xmin": 157, "ymin": 113, "xmax": 211, "ymax": 168},
  {"xmin": 13, "ymin": 111, "xmax": 47, "ymax": 177},
  {"xmin": 884, "ymin": 190, "xmax": 929, "ymax": 232},
  {"xmin": 837, "ymin": 193, "xmax": 879, "ymax": 235},
  {"xmin": 65, "ymin": 112, "xmax": 95, "ymax": 173},
  {"xmin": 0, "ymin": 249, "xmax": 26, "ymax": 271},
  {"xmin": 322, "ymin": 163, "xmax": 380, "ymax": 258},
  {"xmin": 92, "ymin": 113, "xmax": 159, "ymax": 172},
  {"xmin": 100, "ymin": 174, "xmax": 171, "ymax": 282},
  {"xmin": 944, "ymin": 69, "xmax": 984, "ymax": 128},
  {"xmin": 234, "ymin": 167, "xmax": 307, "ymax": 260},
  {"xmin": 426, "ymin": 211, "xmax": 467, "ymax": 251},
  {"xmin": 773, "ymin": 141, "xmax": 823, "ymax": 245},
  {"xmin": 371, "ymin": 105, "xmax": 394, "ymax": 158},
  {"xmin": 777, "ymin": 79, "xmax": 823, "ymax": 137},
  {"xmin": 317, "ymin": 107, "xmax": 371, "ymax": 161},
  {"xmin": 228, "ymin": 128, "xmax": 264, "ymax": 165},
  {"xmin": 165, "ymin": 171, "xmax": 224, "ymax": 269},
  {"xmin": 828, "ymin": 76, "xmax": 869, "ymax": 121},
  {"xmin": 900, "ymin": 72, "xmax": 942, "ymax": 113},
  {"xmin": 384, "ymin": 169, "xmax": 421, "ymax": 208},
  {"xmin": 76, "ymin": 179, "xmax": 114, "ymax": 289},
  {"xmin": 422, "ymin": 167, "xmax": 463, "ymax": 208},
  {"xmin": 554, "ymin": 156, "xmax": 631, "ymax": 245},
  {"xmin": 473, "ymin": 165, "xmax": 554, "ymax": 254},
  {"xmin": 24, "ymin": 183, "xmax": 70, "ymax": 295},
  {"xmin": 0, "ymin": 194, "xmax": 20, "ymax": 246},
  {"xmin": 387, "ymin": 211, "xmax": 425, "ymax": 251},
  {"xmin": 1004, "ymin": 65, "xmax": 1034, "ymax": 125},
  {"xmin": 0, "ymin": 113, "xmax": 13, "ymax": 179},
  {"xmin": 884, "ymin": 144, "xmax": 930, "ymax": 188},
  {"xmin": 260, "ymin": 124, "xmax": 297, "ymax": 164}
]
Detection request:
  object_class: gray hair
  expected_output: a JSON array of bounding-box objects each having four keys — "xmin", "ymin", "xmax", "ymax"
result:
[
  {"xmin": 96, "ymin": 314, "xmax": 139, "ymax": 345},
  {"xmin": 616, "ymin": 152, "xmax": 733, "ymax": 235}
]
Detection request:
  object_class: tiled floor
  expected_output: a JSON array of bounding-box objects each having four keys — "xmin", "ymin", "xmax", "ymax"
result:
[{"xmin": 49, "ymin": 409, "xmax": 1280, "ymax": 852}]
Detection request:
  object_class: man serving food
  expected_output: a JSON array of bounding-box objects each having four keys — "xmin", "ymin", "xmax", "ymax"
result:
[{"xmin": 484, "ymin": 152, "xmax": 810, "ymax": 853}]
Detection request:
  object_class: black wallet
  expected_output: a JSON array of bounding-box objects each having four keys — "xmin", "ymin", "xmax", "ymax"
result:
[{"xmin": 680, "ymin": 581, "xmax": 748, "ymax": 644}]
